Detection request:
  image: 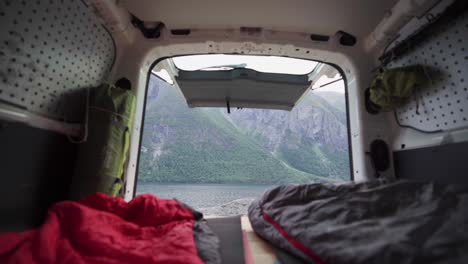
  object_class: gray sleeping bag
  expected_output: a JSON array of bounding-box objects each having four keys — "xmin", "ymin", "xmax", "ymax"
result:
[{"xmin": 248, "ymin": 179, "xmax": 468, "ymax": 264}]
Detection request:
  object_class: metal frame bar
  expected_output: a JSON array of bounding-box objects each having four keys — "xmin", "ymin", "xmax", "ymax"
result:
[{"xmin": 0, "ymin": 103, "xmax": 82, "ymax": 137}]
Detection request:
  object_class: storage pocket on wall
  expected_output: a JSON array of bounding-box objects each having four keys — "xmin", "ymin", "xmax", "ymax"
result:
[
  {"xmin": 369, "ymin": 65, "xmax": 430, "ymax": 111},
  {"xmin": 70, "ymin": 84, "xmax": 136, "ymax": 199}
]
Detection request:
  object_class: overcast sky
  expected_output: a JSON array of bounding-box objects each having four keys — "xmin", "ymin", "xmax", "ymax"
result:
[{"xmin": 172, "ymin": 54, "xmax": 318, "ymax": 75}]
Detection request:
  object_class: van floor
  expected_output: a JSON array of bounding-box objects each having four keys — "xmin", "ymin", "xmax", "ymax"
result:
[
  {"xmin": 206, "ymin": 216, "xmax": 245, "ymax": 264},
  {"xmin": 206, "ymin": 216, "xmax": 305, "ymax": 264}
]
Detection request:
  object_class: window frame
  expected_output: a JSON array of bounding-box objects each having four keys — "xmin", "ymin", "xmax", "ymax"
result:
[{"xmin": 131, "ymin": 54, "xmax": 354, "ymax": 198}]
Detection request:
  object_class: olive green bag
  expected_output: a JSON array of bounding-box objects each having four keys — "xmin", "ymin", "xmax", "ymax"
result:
[
  {"xmin": 70, "ymin": 84, "xmax": 136, "ymax": 199},
  {"xmin": 369, "ymin": 65, "xmax": 430, "ymax": 111}
]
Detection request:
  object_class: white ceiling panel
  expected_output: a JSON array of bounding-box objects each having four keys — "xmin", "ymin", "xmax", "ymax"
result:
[{"xmin": 121, "ymin": 0, "xmax": 399, "ymax": 38}]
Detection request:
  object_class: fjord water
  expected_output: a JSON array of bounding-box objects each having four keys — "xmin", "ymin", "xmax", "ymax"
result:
[{"xmin": 136, "ymin": 183, "xmax": 273, "ymax": 209}]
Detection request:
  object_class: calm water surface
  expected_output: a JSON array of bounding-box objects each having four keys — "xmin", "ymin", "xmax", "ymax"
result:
[{"xmin": 136, "ymin": 183, "xmax": 275, "ymax": 209}]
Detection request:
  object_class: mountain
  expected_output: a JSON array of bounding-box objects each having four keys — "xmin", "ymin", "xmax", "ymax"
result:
[
  {"xmin": 314, "ymin": 91, "xmax": 347, "ymax": 112},
  {"xmin": 138, "ymin": 76, "xmax": 350, "ymax": 184}
]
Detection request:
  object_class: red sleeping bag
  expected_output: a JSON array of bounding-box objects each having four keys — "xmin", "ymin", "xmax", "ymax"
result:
[{"xmin": 0, "ymin": 193, "xmax": 217, "ymax": 264}]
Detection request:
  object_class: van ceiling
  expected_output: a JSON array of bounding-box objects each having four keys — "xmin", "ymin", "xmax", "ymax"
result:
[{"xmin": 121, "ymin": 0, "xmax": 399, "ymax": 38}]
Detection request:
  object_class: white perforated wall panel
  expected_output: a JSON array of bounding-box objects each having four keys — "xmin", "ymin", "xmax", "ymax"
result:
[
  {"xmin": 389, "ymin": 11, "xmax": 468, "ymax": 132},
  {"xmin": 0, "ymin": 0, "xmax": 115, "ymax": 121}
]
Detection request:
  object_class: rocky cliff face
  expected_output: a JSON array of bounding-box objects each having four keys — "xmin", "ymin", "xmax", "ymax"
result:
[
  {"xmin": 223, "ymin": 93, "xmax": 348, "ymax": 153},
  {"xmin": 138, "ymin": 76, "xmax": 350, "ymax": 183}
]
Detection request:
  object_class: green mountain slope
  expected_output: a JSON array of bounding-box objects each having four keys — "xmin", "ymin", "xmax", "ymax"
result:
[{"xmin": 138, "ymin": 76, "xmax": 350, "ymax": 184}]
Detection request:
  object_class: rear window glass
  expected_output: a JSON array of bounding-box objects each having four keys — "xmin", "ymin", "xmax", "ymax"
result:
[{"xmin": 137, "ymin": 56, "xmax": 350, "ymax": 217}]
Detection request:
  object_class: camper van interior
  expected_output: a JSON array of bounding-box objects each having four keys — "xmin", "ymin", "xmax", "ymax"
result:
[{"xmin": 0, "ymin": 0, "xmax": 468, "ymax": 263}]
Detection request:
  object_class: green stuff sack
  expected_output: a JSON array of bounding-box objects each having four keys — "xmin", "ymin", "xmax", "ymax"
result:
[
  {"xmin": 70, "ymin": 84, "xmax": 136, "ymax": 199},
  {"xmin": 369, "ymin": 65, "xmax": 429, "ymax": 111}
]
